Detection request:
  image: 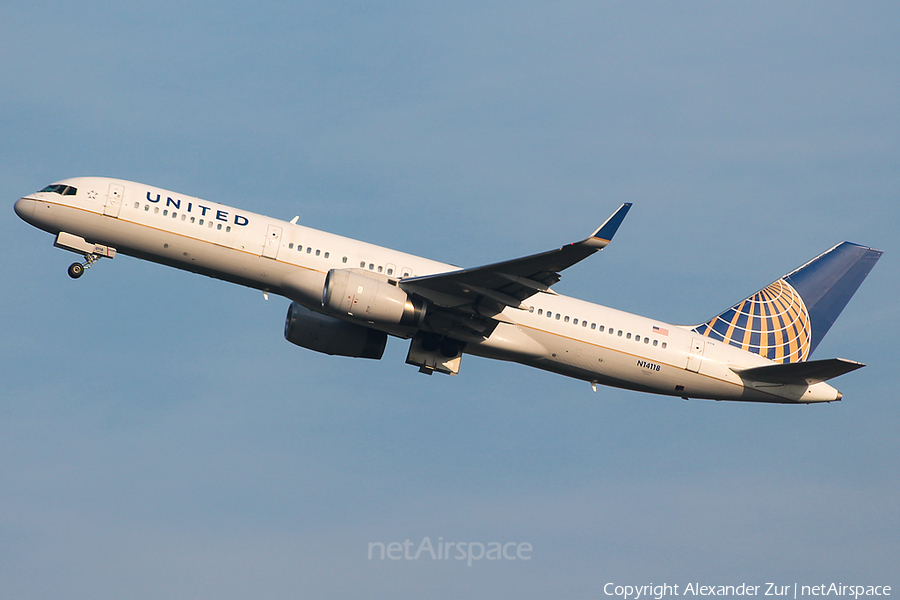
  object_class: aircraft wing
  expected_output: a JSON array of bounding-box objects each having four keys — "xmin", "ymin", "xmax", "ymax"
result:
[{"xmin": 399, "ymin": 203, "xmax": 631, "ymax": 311}]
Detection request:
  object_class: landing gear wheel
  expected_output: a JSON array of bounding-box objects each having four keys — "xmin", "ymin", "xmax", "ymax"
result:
[{"xmin": 67, "ymin": 262, "xmax": 84, "ymax": 279}]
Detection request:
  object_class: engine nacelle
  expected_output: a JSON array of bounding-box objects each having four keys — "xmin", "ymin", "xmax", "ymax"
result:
[
  {"xmin": 284, "ymin": 302, "xmax": 386, "ymax": 359},
  {"xmin": 322, "ymin": 269, "xmax": 426, "ymax": 328}
]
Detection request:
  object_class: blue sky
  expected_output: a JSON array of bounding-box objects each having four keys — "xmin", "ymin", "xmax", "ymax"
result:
[{"xmin": 2, "ymin": 2, "xmax": 898, "ymax": 598}]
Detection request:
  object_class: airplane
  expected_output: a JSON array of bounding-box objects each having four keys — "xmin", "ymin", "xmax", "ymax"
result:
[{"xmin": 14, "ymin": 177, "xmax": 882, "ymax": 403}]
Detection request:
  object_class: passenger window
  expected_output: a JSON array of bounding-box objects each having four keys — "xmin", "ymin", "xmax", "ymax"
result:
[
  {"xmin": 134, "ymin": 202, "xmax": 140, "ymax": 209},
  {"xmin": 172, "ymin": 212, "xmax": 177, "ymax": 218},
  {"xmin": 564, "ymin": 316, "xmax": 570, "ymax": 323},
  {"xmin": 573, "ymin": 318, "xmax": 578, "ymax": 325},
  {"xmin": 644, "ymin": 338, "xmax": 650, "ymax": 344},
  {"xmin": 377, "ymin": 266, "xmax": 383, "ymax": 273},
  {"xmin": 217, "ymin": 224, "xmax": 222, "ymax": 230},
  {"xmin": 627, "ymin": 333, "xmax": 632, "ymax": 340},
  {"xmin": 529, "ymin": 306, "xmax": 534, "ymax": 313},
  {"xmin": 315, "ymin": 249, "xmax": 320, "ymax": 256},
  {"xmin": 144, "ymin": 205, "xmax": 149, "ymax": 211},
  {"xmin": 591, "ymin": 323, "xmax": 596, "ymax": 330},
  {"xmin": 556, "ymin": 314, "xmax": 561, "ymax": 320},
  {"xmin": 369, "ymin": 263, "xmax": 374, "ymax": 270},
  {"xmin": 208, "ymin": 221, "xmax": 213, "ymax": 228},
  {"xmin": 547, "ymin": 311, "xmax": 552, "ymax": 318},
  {"xmin": 598, "ymin": 325, "xmax": 604, "ymax": 332},
  {"xmin": 635, "ymin": 335, "xmax": 640, "ymax": 342},
  {"xmin": 387, "ymin": 268, "xmax": 393, "ymax": 275},
  {"xmin": 297, "ymin": 246, "xmax": 302, "ymax": 252},
  {"xmin": 662, "ymin": 342, "xmax": 667, "ymax": 349},
  {"xmin": 307, "ymin": 247, "xmax": 312, "ymax": 254},
  {"xmin": 538, "ymin": 309, "xmax": 543, "ymax": 315},
  {"xmin": 199, "ymin": 219, "xmax": 204, "ymax": 225},
  {"xmin": 402, "ymin": 271, "xmax": 410, "ymax": 277},
  {"xmin": 163, "ymin": 210, "xmax": 168, "ymax": 216},
  {"xmin": 289, "ymin": 243, "xmax": 294, "ymax": 249},
  {"xmin": 653, "ymin": 340, "xmax": 658, "ymax": 346},
  {"xmin": 190, "ymin": 217, "xmax": 195, "ymax": 223},
  {"xmin": 226, "ymin": 226, "xmax": 231, "ymax": 232},
  {"xmin": 583, "ymin": 321, "xmax": 587, "ymax": 327},
  {"xmin": 618, "ymin": 330, "xmax": 623, "ymax": 337},
  {"xmin": 343, "ymin": 257, "xmax": 348, "ymax": 263},
  {"xmin": 360, "ymin": 261, "xmax": 366, "ymax": 268},
  {"xmin": 324, "ymin": 252, "xmax": 329, "ymax": 259},
  {"xmin": 154, "ymin": 207, "xmax": 159, "ymax": 214}
]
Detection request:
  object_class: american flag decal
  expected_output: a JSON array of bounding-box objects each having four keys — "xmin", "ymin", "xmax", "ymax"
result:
[{"xmin": 653, "ymin": 326, "xmax": 669, "ymax": 336}]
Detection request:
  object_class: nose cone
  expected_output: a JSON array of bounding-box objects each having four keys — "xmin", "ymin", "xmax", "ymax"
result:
[{"xmin": 14, "ymin": 197, "xmax": 35, "ymax": 222}]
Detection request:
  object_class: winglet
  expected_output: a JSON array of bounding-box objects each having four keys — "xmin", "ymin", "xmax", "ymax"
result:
[{"xmin": 586, "ymin": 203, "xmax": 632, "ymax": 248}]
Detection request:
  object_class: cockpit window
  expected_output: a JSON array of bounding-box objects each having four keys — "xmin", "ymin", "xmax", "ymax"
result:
[{"xmin": 39, "ymin": 184, "xmax": 77, "ymax": 196}]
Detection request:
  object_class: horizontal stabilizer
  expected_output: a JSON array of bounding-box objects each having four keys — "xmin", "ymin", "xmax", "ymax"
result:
[{"xmin": 733, "ymin": 358, "xmax": 865, "ymax": 385}]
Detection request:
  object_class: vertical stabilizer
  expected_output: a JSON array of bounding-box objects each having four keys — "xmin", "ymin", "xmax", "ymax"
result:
[{"xmin": 693, "ymin": 242, "xmax": 882, "ymax": 363}]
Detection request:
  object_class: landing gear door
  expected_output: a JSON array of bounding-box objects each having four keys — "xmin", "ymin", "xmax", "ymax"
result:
[
  {"xmin": 686, "ymin": 337, "xmax": 706, "ymax": 373},
  {"xmin": 104, "ymin": 183, "xmax": 124, "ymax": 217},
  {"xmin": 406, "ymin": 335, "xmax": 462, "ymax": 376},
  {"xmin": 262, "ymin": 225, "xmax": 282, "ymax": 259}
]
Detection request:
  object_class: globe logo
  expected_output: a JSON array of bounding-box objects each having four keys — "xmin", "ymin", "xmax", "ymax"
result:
[{"xmin": 694, "ymin": 279, "xmax": 811, "ymax": 364}]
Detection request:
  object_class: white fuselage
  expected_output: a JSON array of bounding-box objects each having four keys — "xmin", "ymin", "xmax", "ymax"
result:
[{"xmin": 15, "ymin": 177, "xmax": 843, "ymax": 403}]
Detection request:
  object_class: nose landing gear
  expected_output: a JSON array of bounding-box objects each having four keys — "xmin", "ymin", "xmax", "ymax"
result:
[
  {"xmin": 67, "ymin": 262, "xmax": 84, "ymax": 279},
  {"xmin": 66, "ymin": 252, "xmax": 101, "ymax": 279},
  {"xmin": 54, "ymin": 232, "xmax": 116, "ymax": 279}
]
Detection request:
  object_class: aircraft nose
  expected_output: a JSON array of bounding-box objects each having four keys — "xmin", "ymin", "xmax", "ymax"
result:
[{"xmin": 14, "ymin": 197, "xmax": 35, "ymax": 221}]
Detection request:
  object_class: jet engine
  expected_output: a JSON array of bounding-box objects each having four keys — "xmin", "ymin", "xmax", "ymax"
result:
[
  {"xmin": 284, "ymin": 302, "xmax": 386, "ymax": 359},
  {"xmin": 322, "ymin": 269, "xmax": 426, "ymax": 328}
]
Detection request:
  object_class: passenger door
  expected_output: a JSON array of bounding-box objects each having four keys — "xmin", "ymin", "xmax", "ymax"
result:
[
  {"xmin": 103, "ymin": 183, "xmax": 124, "ymax": 217},
  {"xmin": 686, "ymin": 337, "xmax": 706, "ymax": 373},
  {"xmin": 262, "ymin": 225, "xmax": 282, "ymax": 259}
]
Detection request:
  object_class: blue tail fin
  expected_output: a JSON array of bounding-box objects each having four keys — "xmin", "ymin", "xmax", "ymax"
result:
[{"xmin": 692, "ymin": 242, "xmax": 882, "ymax": 363}]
